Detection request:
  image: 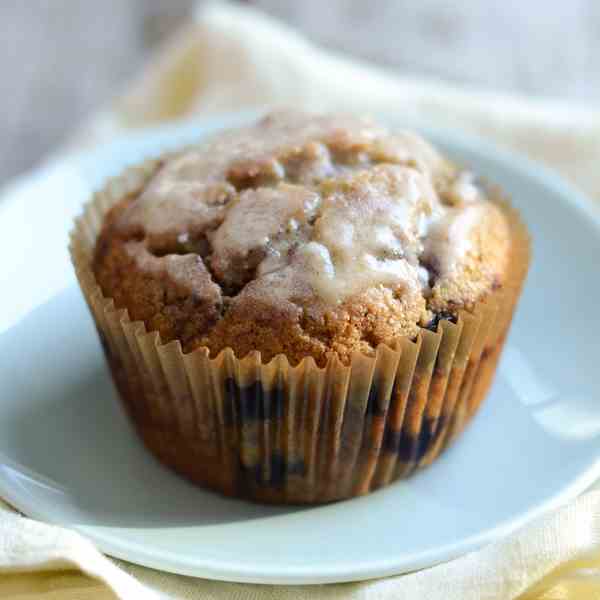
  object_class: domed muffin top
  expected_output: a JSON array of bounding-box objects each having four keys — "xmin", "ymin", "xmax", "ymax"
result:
[{"xmin": 94, "ymin": 111, "xmax": 511, "ymax": 365}]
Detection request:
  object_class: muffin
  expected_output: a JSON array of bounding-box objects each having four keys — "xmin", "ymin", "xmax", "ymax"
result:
[{"xmin": 71, "ymin": 111, "xmax": 530, "ymax": 504}]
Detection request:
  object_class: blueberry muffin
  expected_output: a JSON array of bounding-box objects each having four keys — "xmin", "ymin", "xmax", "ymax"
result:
[{"xmin": 71, "ymin": 111, "xmax": 530, "ymax": 503}]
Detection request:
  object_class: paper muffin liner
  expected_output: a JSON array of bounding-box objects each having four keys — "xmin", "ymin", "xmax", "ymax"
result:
[{"xmin": 70, "ymin": 160, "xmax": 530, "ymax": 504}]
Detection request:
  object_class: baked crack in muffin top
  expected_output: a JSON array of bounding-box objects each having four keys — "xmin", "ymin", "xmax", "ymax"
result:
[{"xmin": 94, "ymin": 111, "xmax": 510, "ymax": 365}]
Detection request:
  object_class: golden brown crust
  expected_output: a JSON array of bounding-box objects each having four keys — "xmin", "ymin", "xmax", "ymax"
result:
[{"xmin": 93, "ymin": 111, "xmax": 512, "ymax": 365}]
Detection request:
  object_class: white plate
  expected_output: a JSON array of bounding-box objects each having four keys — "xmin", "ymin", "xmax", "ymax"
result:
[{"xmin": 1, "ymin": 113, "xmax": 600, "ymax": 584}]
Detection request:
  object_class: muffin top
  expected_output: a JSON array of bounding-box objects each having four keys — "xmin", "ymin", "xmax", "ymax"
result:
[{"xmin": 94, "ymin": 111, "xmax": 511, "ymax": 365}]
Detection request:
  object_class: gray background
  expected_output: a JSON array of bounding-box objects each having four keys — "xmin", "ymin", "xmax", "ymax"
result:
[{"xmin": 2, "ymin": 0, "xmax": 598, "ymax": 182}]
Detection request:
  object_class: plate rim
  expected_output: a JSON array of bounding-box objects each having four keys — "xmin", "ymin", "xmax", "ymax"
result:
[
  {"xmin": 2, "ymin": 453, "xmax": 600, "ymax": 584},
  {"xmin": 2, "ymin": 111, "xmax": 600, "ymax": 584}
]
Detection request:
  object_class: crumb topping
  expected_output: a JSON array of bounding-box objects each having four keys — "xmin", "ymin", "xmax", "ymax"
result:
[{"xmin": 94, "ymin": 111, "xmax": 510, "ymax": 364}]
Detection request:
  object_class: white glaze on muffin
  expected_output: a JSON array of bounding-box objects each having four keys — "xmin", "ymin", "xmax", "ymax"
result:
[{"xmin": 94, "ymin": 110, "xmax": 510, "ymax": 365}]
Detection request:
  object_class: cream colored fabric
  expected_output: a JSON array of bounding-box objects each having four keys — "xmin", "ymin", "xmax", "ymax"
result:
[
  {"xmin": 4, "ymin": 492, "xmax": 600, "ymax": 600},
  {"xmin": 4, "ymin": 1, "xmax": 600, "ymax": 598}
]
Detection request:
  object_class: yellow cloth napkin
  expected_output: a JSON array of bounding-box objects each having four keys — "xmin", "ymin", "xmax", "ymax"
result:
[{"xmin": 3, "ymin": 2, "xmax": 600, "ymax": 598}]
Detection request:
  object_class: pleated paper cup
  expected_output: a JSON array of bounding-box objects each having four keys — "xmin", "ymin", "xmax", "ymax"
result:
[{"xmin": 70, "ymin": 161, "xmax": 530, "ymax": 504}]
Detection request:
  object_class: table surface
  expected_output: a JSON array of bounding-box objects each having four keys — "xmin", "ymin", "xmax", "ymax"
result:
[{"xmin": 1, "ymin": 0, "xmax": 598, "ymax": 183}]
